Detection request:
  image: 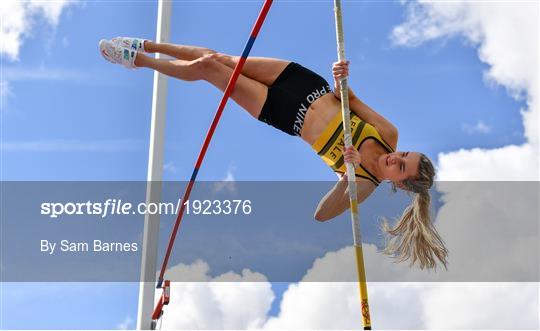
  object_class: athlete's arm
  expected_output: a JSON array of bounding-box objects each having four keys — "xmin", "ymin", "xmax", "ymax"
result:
[
  {"xmin": 332, "ymin": 61, "xmax": 398, "ymax": 148},
  {"xmin": 314, "ymin": 175, "xmax": 376, "ymax": 221}
]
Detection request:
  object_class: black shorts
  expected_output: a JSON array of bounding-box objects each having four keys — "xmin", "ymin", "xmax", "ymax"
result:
[{"xmin": 258, "ymin": 62, "xmax": 332, "ymax": 136}]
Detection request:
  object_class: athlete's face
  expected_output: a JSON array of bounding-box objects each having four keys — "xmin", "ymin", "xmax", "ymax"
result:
[{"xmin": 377, "ymin": 151, "xmax": 421, "ymax": 185}]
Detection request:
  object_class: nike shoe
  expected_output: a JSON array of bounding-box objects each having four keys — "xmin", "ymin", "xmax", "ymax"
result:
[
  {"xmin": 99, "ymin": 39, "xmax": 137, "ymax": 69},
  {"xmin": 112, "ymin": 37, "xmax": 148, "ymax": 52}
]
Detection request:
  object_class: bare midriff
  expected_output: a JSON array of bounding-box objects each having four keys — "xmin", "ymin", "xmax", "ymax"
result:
[
  {"xmin": 300, "ymin": 93, "xmax": 342, "ymax": 145},
  {"xmin": 301, "ymin": 93, "xmax": 390, "ymax": 181}
]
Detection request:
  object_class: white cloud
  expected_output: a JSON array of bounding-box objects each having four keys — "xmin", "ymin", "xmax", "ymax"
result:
[
  {"xmin": 1, "ymin": 80, "xmax": 13, "ymax": 110},
  {"xmin": 28, "ymin": 0, "xmax": 68, "ymax": 26},
  {"xmin": 0, "ymin": 139, "xmax": 144, "ymax": 152},
  {"xmin": 116, "ymin": 316, "xmax": 134, "ymax": 330},
  {"xmin": 437, "ymin": 143, "xmax": 538, "ymax": 181},
  {"xmin": 0, "ymin": 66, "xmax": 112, "ymax": 105},
  {"xmin": 266, "ymin": 230, "xmax": 537, "ymax": 329},
  {"xmin": 263, "ymin": 281, "xmax": 538, "ymax": 330},
  {"xmin": 0, "ymin": 0, "xmax": 27, "ymax": 61},
  {"xmin": 0, "ymin": 0, "xmax": 72, "ymax": 61},
  {"xmin": 0, "ymin": 0, "xmax": 74, "ymax": 106},
  {"xmin": 223, "ymin": 167, "xmax": 235, "ymax": 182},
  {"xmin": 263, "ymin": 282, "xmax": 365, "ymax": 329},
  {"xmin": 163, "ymin": 162, "xmax": 177, "ymax": 174},
  {"xmin": 391, "ymin": 1, "xmax": 539, "ymax": 180},
  {"xmin": 461, "ymin": 120, "xmax": 490, "ymax": 134},
  {"xmin": 3, "ymin": 66, "xmax": 86, "ymax": 82},
  {"xmin": 421, "ymin": 282, "xmax": 539, "ymax": 329},
  {"xmin": 212, "ymin": 163, "xmax": 238, "ymax": 195},
  {"xmin": 157, "ymin": 260, "xmax": 273, "ymax": 329}
]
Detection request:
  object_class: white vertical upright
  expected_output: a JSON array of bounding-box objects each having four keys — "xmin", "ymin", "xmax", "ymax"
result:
[{"xmin": 137, "ymin": 0, "xmax": 172, "ymax": 329}]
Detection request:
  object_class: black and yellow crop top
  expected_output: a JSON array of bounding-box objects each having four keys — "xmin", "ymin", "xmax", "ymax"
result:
[{"xmin": 311, "ymin": 111, "xmax": 395, "ymax": 186}]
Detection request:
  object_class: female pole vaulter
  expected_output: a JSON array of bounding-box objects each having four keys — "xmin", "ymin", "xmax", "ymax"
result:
[{"xmin": 99, "ymin": 38, "xmax": 448, "ymax": 269}]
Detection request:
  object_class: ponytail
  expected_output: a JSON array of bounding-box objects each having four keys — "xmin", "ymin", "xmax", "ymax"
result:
[
  {"xmin": 382, "ymin": 154, "xmax": 448, "ymax": 270},
  {"xmin": 382, "ymin": 191, "xmax": 448, "ymax": 269}
]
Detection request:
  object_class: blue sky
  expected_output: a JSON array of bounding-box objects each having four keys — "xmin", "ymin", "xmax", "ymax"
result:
[
  {"xmin": 1, "ymin": 1, "xmax": 524, "ymax": 182},
  {"xmin": 1, "ymin": 0, "xmax": 529, "ymax": 329}
]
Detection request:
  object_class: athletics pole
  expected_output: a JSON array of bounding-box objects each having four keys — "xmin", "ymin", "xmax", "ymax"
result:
[
  {"xmin": 333, "ymin": 0, "xmax": 372, "ymax": 329},
  {"xmin": 137, "ymin": 0, "xmax": 172, "ymax": 329}
]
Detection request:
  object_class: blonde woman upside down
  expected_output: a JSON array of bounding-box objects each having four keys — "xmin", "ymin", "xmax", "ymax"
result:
[{"xmin": 100, "ymin": 37, "xmax": 448, "ymax": 270}]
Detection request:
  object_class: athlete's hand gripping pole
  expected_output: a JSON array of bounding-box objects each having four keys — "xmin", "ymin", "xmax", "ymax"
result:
[{"xmin": 333, "ymin": 0, "xmax": 372, "ymax": 329}]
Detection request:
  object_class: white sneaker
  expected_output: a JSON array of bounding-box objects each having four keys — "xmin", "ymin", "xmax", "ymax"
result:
[
  {"xmin": 99, "ymin": 39, "xmax": 138, "ymax": 69},
  {"xmin": 112, "ymin": 37, "xmax": 148, "ymax": 52}
]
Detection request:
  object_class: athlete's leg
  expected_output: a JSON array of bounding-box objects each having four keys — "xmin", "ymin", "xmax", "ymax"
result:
[
  {"xmin": 145, "ymin": 41, "xmax": 290, "ymax": 86},
  {"xmin": 135, "ymin": 53, "xmax": 267, "ymax": 118},
  {"xmin": 210, "ymin": 53, "xmax": 290, "ymax": 86},
  {"xmin": 144, "ymin": 41, "xmax": 215, "ymax": 61}
]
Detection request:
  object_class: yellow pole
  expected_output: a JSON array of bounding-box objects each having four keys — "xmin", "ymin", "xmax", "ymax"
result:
[{"xmin": 333, "ymin": 0, "xmax": 372, "ymax": 329}]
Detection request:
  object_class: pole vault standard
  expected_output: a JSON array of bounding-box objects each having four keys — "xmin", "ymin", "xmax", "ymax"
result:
[
  {"xmin": 333, "ymin": 0, "xmax": 372, "ymax": 329},
  {"xmin": 150, "ymin": 0, "xmax": 274, "ymax": 323},
  {"xmin": 137, "ymin": 0, "xmax": 172, "ymax": 330}
]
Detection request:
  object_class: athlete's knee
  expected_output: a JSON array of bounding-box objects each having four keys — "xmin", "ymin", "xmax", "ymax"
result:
[
  {"xmin": 211, "ymin": 53, "xmax": 237, "ymax": 67},
  {"xmin": 197, "ymin": 53, "xmax": 220, "ymax": 71},
  {"xmin": 183, "ymin": 54, "xmax": 219, "ymax": 80}
]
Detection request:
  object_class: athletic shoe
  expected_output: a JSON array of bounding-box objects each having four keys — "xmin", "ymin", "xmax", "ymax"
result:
[
  {"xmin": 112, "ymin": 37, "xmax": 147, "ymax": 52},
  {"xmin": 99, "ymin": 39, "xmax": 137, "ymax": 69}
]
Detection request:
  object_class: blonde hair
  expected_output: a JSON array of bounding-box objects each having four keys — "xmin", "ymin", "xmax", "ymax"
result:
[{"xmin": 382, "ymin": 154, "xmax": 449, "ymax": 270}]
